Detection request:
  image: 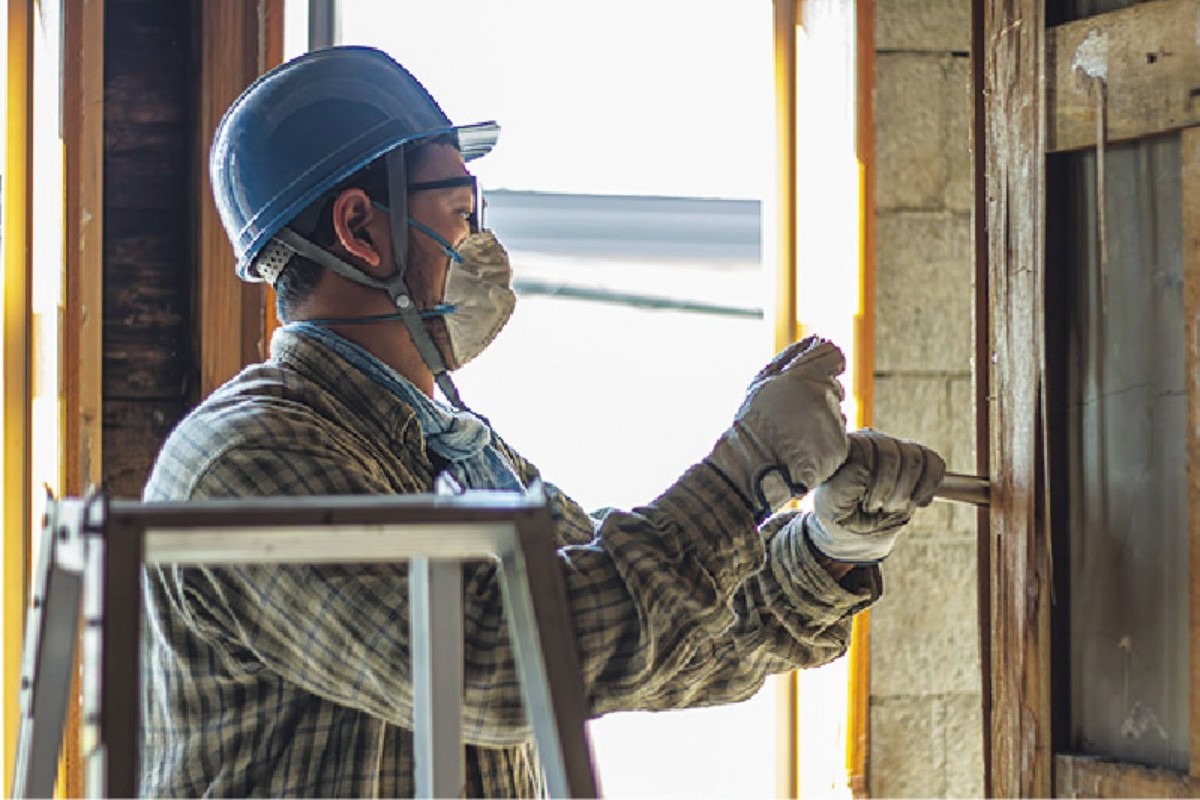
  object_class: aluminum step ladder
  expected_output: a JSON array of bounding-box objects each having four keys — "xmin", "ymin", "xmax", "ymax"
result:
[{"xmin": 12, "ymin": 489, "xmax": 599, "ymax": 798}]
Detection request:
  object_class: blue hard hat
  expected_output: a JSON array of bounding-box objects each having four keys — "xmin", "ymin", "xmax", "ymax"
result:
[{"xmin": 211, "ymin": 45, "xmax": 500, "ymax": 280}]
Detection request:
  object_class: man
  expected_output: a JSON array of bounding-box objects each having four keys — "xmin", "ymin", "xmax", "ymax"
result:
[{"xmin": 142, "ymin": 46, "xmax": 944, "ymax": 797}]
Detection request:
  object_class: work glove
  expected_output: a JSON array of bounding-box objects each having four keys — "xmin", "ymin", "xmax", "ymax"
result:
[
  {"xmin": 806, "ymin": 430, "xmax": 946, "ymax": 564},
  {"xmin": 707, "ymin": 336, "xmax": 850, "ymax": 521}
]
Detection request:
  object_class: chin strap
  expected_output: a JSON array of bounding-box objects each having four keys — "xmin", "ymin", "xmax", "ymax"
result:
[
  {"xmin": 263, "ymin": 147, "xmax": 467, "ymax": 410},
  {"xmin": 383, "ymin": 148, "xmax": 465, "ymax": 408}
]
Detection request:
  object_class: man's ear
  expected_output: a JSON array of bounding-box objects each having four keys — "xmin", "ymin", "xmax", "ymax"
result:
[{"xmin": 330, "ymin": 188, "xmax": 383, "ymax": 269}]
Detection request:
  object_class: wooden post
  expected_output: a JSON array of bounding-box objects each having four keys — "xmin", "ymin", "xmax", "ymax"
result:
[
  {"xmin": 196, "ymin": 0, "xmax": 284, "ymax": 395},
  {"xmin": 63, "ymin": 1, "xmax": 105, "ymax": 793},
  {"xmin": 980, "ymin": 0, "xmax": 1053, "ymax": 795},
  {"xmin": 970, "ymin": 0, "xmax": 993, "ymax": 793}
]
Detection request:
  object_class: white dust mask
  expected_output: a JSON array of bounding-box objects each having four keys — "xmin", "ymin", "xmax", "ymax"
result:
[{"xmin": 431, "ymin": 230, "xmax": 516, "ymax": 370}]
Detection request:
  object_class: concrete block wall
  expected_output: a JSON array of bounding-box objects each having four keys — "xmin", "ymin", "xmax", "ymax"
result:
[{"xmin": 870, "ymin": 0, "xmax": 983, "ymax": 797}]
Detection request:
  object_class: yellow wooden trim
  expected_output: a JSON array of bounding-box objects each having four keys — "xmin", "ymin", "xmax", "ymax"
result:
[
  {"xmin": 3, "ymin": 0, "xmax": 33, "ymax": 790},
  {"xmin": 846, "ymin": 0, "xmax": 875, "ymax": 794},
  {"xmin": 774, "ymin": 0, "xmax": 800, "ymax": 353},
  {"xmin": 773, "ymin": 2, "xmax": 801, "ymax": 797}
]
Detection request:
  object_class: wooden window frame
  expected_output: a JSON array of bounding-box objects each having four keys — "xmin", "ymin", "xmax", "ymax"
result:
[
  {"xmin": 976, "ymin": 0, "xmax": 1200, "ymax": 795},
  {"xmin": 3, "ymin": 0, "xmax": 34, "ymax": 789}
]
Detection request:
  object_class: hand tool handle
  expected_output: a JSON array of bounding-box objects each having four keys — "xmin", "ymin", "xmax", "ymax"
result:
[{"xmin": 934, "ymin": 471, "xmax": 990, "ymax": 507}]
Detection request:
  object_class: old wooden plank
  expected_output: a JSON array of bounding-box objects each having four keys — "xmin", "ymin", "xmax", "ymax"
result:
[
  {"xmin": 196, "ymin": 0, "xmax": 274, "ymax": 394},
  {"xmin": 61, "ymin": 0, "xmax": 105, "ymax": 794},
  {"xmin": 103, "ymin": 327, "xmax": 192, "ymax": 400},
  {"xmin": 1055, "ymin": 754, "xmax": 1199, "ymax": 797},
  {"xmin": 64, "ymin": 0, "xmax": 105, "ymax": 493},
  {"xmin": 1182, "ymin": 125, "xmax": 1199, "ymax": 779},
  {"xmin": 1046, "ymin": 0, "xmax": 1200, "ymax": 153},
  {"xmin": 102, "ymin": 398, "xmax": 190, "ymax": 499},
  {"xmin": 970, "ymin": 0, "xmax": 993, "ymax": 792},
  {"xmin": 103, "ymin": 152, "xmax": 187, "ymax": 211},
  {"xmin": 982, "ymin": 0, "xmax": 1053, "ymax": 795}
]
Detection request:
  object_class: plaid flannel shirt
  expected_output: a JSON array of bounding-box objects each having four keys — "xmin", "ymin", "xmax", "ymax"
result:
[{"xmin": 140, "ymin": 326, "xmax": 879, "ymax": 798}]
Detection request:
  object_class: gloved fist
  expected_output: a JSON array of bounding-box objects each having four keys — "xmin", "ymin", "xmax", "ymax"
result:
[
  {"xmin": 707, "ymin": 336, "xmax": 850, "ymax": 520},
  {"xmin": 806, "ymin": 430, "xmax": 946, "ymax": 564}
]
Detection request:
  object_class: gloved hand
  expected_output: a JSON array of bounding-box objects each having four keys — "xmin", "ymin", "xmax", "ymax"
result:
[
  {"xmin": 806, "ymin": 430, "xmax": 946, "ymax": 563},
  {"xmin": 707, "ymin": 336, "xmax": 850, "ymax": 521}
]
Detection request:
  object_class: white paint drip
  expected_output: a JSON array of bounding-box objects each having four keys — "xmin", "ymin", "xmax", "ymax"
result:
[
  {"xmin": 1120, "ymin": 702, "xmax": 1170, "ymax": 742},
  {"xmin": 1072, "ymin": 29, "xmax": 1109, "ymax": 82}
]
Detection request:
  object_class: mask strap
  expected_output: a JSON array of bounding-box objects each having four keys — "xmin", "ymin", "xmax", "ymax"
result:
[
  {"xmin": 383, "ymin": 147, "xmax": 465, "ymax": 409},
  {"xmin": 301, "ymin": 304, "xmax": 455, "ymax": 327},
  {"xmin": 407, "ymin": 217, "xmax": 465, "ymax": 264}
]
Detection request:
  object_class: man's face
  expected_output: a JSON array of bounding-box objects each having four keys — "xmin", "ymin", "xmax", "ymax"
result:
[{"xmin": 404, "ymin": 143, "xmax": 476, "ymax": 310}]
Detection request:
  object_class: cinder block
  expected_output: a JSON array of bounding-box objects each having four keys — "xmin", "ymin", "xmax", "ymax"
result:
[
  {"xmin": 876, "ymin": 54, "xmax": 947, "ymax": 210},
  {"xmin": 943, "ymin": 693, "xmax": 986, "ymax": 798},
  {"xmin": 874, "ymin": 211, "xmax": 973, "ymax": 373},
  {"xmin": 948, "ymin": 376, "xmax": 981, "ymax": 536},
  {"xmin": 873, "ymin": 375, "xmax": 954, "ymax": 456},
  {"xmin": 876, "ymin": 0, "xmax": 971, "ymax": 53},
  {"xmin": 869, "ymin": 539, "xmax": 982, "ymax": 696},
  {"xmin": 943, "ymin": 56, "xmax": 973, "ymax": 213},
  {"xmin": 869, "ymin": 696, "xmax": 947, "ymax": 798},
  {"xmin": 872, "ymin": 374, "xmax": 955, "ymax": 535}
]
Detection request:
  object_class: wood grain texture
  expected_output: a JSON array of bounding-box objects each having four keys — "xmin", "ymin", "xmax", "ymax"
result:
[
  {"xmin": 1182, "ymin": 125, "xmax": 1200, "ymax": 779},
  {"xmin": 1055, "ymin": 754, "xmax": 1199, "ymax": 797},
  {"xmin": 103, "ymin": 399, "xmax": 189, "ymax": 498},
  {"xmin": 970, "ymin": 0, "xmax": 994, "ymax": 791},
  {"xmin": 196, "ymin": 0, "xmax": 268, "ymax": 396},
  {"xmin": 64, "ymin": 0, "xmax": 104, "ymax": 500},
  {"xmin": 982, "ymin": 0, "xmax": 1053, "ymax": 795},
  {"xmin": 1047, "ymin": 0, "xmax": 1200, "ymax": 153},
  {"xmin": 101, "ymin": 0, "xmax": 193, "ymax": 501},
  {"xmin": 62, "ymin": 0, "xmax": 104, "ymax": 788}
]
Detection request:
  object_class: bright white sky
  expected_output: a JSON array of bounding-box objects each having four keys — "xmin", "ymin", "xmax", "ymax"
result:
[{"xmin": 287, "ymin": 0, "xmax": 774, "ymax": 200}]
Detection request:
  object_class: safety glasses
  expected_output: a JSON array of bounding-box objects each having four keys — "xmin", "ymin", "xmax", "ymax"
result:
[{"xmin": 408, "ymin": 175, "xmax": 484, "ymax": 233}]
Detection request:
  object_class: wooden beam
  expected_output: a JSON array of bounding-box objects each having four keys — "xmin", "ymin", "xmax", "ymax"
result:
[
  {"xmin": 197, "ymin": 0, "xmax": 275, "ymax": 395},
  {"xmin": 982, "ymin": 0, "xmax": 1053, "ymax": 795},
  {"xmin": 1056, "ymin": 755, "xmax": 1199, "ymax": 797},
  {"xmin": 63, "ymin": 1, "xmax": 105, "ymax": 793},
  {"xmin": 64, "ymin": 0, "xmax": 104, "ymax": 524},
  {"xmin": 970, "ymin": 0, "xmax": 993, "ymax": 793},
  {"xmin": 1046, "ymin": 0, "xmax": 1200, "ymax": 153},
  {"xmin": 1182, "ymin": 125, "xmax": 1200, "ymax": 780}
]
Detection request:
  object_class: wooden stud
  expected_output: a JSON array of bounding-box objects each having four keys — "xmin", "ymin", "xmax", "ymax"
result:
[
  {"xmin": 1056, "ymin": 754, "xmax": 1199, "ymax": 797},
  {"xmin": 196, "ymin": 0, "xmax": 271, "ymax": 396},
  {"xmin": 970, "ymin": 0, "xmax": 993, "ymax": 793},
  {"xmin": 1047, "ymin": 0, "xmax": 1200, "ymax": 153},
  {"xmin": 981, "ymin": 0, "xmax": 1053, "ymax": 795},
  {"xmin": 63, "ymin": 1, "xmax": 105, "ymax": 793}
]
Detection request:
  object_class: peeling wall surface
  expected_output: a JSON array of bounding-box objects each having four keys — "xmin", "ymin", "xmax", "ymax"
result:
[{"xmin": 870, "ymin": 0, "xmax": 983, "ymax": 796}]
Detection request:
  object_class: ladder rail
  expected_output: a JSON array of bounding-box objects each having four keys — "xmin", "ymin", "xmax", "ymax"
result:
[{"xmin": 15, "ymin": 492, "xmax": 599, "ymax": 799}]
